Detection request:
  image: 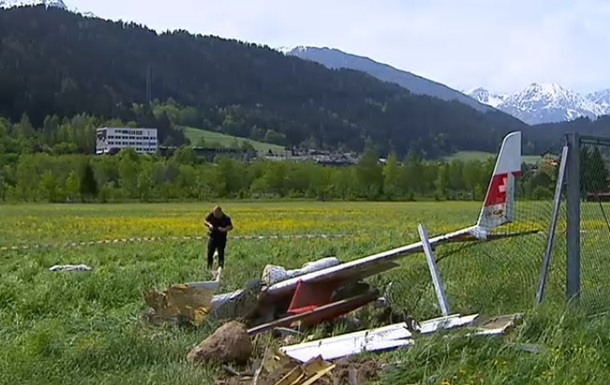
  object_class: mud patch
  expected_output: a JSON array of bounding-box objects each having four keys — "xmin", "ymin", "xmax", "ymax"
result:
[
  {"xmin": 187, "ymin": 321, "xmax": 253, "ymax": 365},
  {"xmin": 332, "ymin": 357, "xmax": 384, "ymax": 384}
]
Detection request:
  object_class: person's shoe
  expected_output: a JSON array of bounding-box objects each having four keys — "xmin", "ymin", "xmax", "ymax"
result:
[{"xmin": 213, "ymin": 267, "xmax": 223, "ymax": 281}]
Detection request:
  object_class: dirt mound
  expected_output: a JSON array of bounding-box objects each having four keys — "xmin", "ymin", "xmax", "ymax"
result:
[
  {"xmin": 332, "ymin": 357, "xmax": 384, "ymax": 384},
  {"xmin": 187, "ymin": 321, "xmax": 253, "ymax": 365}
]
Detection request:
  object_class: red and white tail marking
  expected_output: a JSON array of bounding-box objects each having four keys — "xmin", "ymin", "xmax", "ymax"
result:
[
  {"xmin": 484, "ymin": 171, "xmax": 521, "ymax": 207},
  {"xmin": 477, "ymin": 131, "xmax": 522, "ymax": 231}
]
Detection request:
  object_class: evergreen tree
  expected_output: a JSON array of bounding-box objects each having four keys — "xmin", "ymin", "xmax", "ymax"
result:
[{"xmin": 80, "ymin": 161, "xmax": 98, "ymax": 202}]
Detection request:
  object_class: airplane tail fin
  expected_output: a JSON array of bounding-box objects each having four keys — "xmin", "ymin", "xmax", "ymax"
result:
[{"xmin": 476, "ymin": 131, "xmax": 522, "ymax": 232}]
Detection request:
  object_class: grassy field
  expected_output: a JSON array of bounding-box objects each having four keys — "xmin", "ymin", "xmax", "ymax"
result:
[
  {"xmin": 182, "ymin": 126, "xmax": 286, "ymax": 153},
  {"xmin": 2, "ymin": 201, "xmax": 610, "ymax": 384},
  {"xmin": 445, "ymin": 151, "xmax": 542, "ymax": 165}
]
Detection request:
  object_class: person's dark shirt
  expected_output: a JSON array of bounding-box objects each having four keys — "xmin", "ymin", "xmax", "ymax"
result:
[{"xmin": 205, "ymin": 213, "xmax": 232, "ymax": 240}]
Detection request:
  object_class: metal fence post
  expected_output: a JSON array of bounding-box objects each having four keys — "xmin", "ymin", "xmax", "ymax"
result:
[
  {"xmin": 536, "ymin": 144, "xmax": 569, "ymax": 305},
  {"xmin": 566, "ymin": 132, "xmax": 581, "ymax": 302},
  {"xmin": 418, "ymin": 223, "xmax": 451, "ymax": 317}
]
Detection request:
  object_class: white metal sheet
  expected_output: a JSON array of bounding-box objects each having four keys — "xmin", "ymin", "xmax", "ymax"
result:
[
  {"xmin": 280, "ymin": 324, "xmax": 412, "ymax": 362},
  {"xmin": 280, "ymin": 313, "xmax": 479, "ymax": 362}
]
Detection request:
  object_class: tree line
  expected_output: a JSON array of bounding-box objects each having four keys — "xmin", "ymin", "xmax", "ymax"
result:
[
  {"xmin": 5, "ymin": 105, "xmax": 609, "ymax": 204},
  {"xmin": 2, "ymin": 97, "xmax": 609, "ymax": 204},
  {"xmin": 0, "ymin": 143, "xmax": 566, "ymax": 204}
]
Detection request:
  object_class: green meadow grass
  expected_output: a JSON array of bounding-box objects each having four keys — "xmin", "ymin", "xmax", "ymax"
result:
[
  {"xmin": 182, "ymin": 126, "xmax": 285, "ymax": 153},
  {"xmin": 1, "ymin": 201, "xmax": 610, "ymax": 384},
  {"xmin": 445, "ymin": 151, "xmax": 542, "ymax": 165}
]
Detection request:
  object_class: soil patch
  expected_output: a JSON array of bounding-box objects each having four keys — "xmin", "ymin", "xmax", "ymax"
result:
[
  {"xmin": 187, "ymin": 321, "xmax": 253, "ymax": 365},
  {"xmin": 332, "ymin": 357, "xmax": 384, "ymax": 384}
]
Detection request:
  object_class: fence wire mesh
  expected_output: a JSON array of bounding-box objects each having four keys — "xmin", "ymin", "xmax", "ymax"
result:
[
  {"xmin": 363, "ymin": 134, "xmax": 610, "ymax": 321},
  {"xmin": 367, "ymin": 148, "xmax": 566, "ymax": 321},
  {"xmin": 432, "ymin": 194, "xmax": 557, "ymax": 318},
  {"xmin": 575, "ymin": 138, "xmax": 610, "ymax": 313}
]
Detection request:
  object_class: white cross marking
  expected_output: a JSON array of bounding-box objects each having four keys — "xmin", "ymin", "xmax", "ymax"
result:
[{"xmin": 498, "ymin": 177, "xmax": 508, "ymax": 193}]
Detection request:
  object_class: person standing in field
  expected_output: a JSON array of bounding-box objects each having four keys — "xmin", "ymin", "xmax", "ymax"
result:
[{"xmin": 204, "ymin": 206, "xmax": 234, "ymax": 270}]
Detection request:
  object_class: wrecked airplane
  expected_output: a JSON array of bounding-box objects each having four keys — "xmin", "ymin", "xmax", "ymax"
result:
[{"xmin": 144, "ymin": 131, "xmax": 537, "ymax": 336}]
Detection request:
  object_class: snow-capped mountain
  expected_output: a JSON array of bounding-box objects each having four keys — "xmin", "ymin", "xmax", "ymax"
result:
[
  {"xmin": 0, "ymin": 0, "xmax": 96, "ymax": 18},
  {"xmin": 0, "ymin": 0, "xmax": 66, "ymax": 9},
  {"xmin": 587, "ymin": 89, "xmax": 610, "ymax": 113},
  {"xmin": 466, "ymin": 83, "xmax": 610, "ymax": 125},
  {"xmin": 276, "ymin": 46, "xmax": 301, "ymax": 55},
  {"xmin": 465, "ymin": 87, "xmax": 507, "ymax": 109}
]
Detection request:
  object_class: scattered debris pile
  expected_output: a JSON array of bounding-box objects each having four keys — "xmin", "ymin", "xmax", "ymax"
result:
[
  {"xmin": 207, "ymin": 257, "xmax": 389, "ymax": 332},
  {"xmin": 143, "ymin": 280, "xmax": 219, "ymax": 326},
  {"xmin": 214, "ymin": 347, "xmax": 385, "ymax": 385},
  {"xmin": 255, "ymin": 355, "xmax": 335, "ymax": 385},
  {"xmin": 142, "ymin": 254, "xmax": 525, "ymax": 385},
  {"xmin": 143, "ymin": 267, "xmax": 222, "ymax": 326},
  {"xmin": 141, "ymin": 257, "xmax": 383, "ymax": 330},
  {"xmin": 205, "ymin": 311, "xmax": 522, "ymax": 384}
]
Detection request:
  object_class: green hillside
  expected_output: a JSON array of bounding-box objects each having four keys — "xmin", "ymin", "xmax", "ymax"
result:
[
  {"xmin": 183, "ymin": 128, "xmax": 544, "ymax": 164},
  {"xmin": 182, "ymin": 126, "xmax": 286, "ymax": 153},
  {"xmin": 0, "ymin": 6, "xmax": 528, "ymax": 158},
  {"xmin": 445, "ymin": 151, "xmax": 542, "ymax": 165}
]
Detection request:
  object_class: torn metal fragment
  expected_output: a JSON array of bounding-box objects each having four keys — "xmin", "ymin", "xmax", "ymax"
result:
[
  {"xmin": 472, "ymin": 313, "xmax": 523, "ymax": 335},
  {"xmin": 49, "ymin": 264, "xmax": 92, "ymax": 271},
  {"xmin": 143, "ymin": 281, "xmax": 219, "ymax": 325},
  {"xmin": 280, "ymin": 314, "xmax": 480, "ymax": 362}
]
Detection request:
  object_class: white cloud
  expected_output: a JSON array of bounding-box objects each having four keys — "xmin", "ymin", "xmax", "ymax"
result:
[{"xmin": 71, "ymin": 0, "xmax": 610, "ymax": 94}]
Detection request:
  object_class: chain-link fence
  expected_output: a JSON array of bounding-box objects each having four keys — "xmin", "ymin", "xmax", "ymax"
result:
[
  {"xmin": 365, "ymin": 199, "xmax": 558, "ymax": 321},
  {"xmin": 356, "ymin": 132, "xmax": 610, "ymax": 322},
  {"xmin": 567, "ymin": 136, "xmax": 610, "ymax": 313},
  {"xmin": 525, "ymin": 133, "xmax": 610, "ymax": 315},
  {"xmin": 367, "ymin": 140, "xmax": 568, "ymax": 321}
]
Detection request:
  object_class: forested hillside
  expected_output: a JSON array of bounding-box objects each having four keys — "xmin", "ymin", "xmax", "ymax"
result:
[
  {"xmin": 0, "ymin": 5, "xmax": 529, "ymax": 157},
  {"xmin": 525, "ymin": 115, "xmax": 610, "ymax": 147}
]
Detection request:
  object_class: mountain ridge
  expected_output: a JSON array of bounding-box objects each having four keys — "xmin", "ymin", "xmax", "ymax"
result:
[
  {"xmin": 281, "ymin": 46, "xmax": 496, "ymax": 114},
  {"xmin": 278, "ymin": 45, "xmax": 610, "ymax": 126},
  {"xmin": 0, "ymin": 0, "xmax": 67, "ymax": 9},
  {"xmin": 466, "ymin": 83, "xmax": 610, "ymax": 125},
  {"xmin": 0, "ymin": 0, "xmax": 97, "ymax": 18}
]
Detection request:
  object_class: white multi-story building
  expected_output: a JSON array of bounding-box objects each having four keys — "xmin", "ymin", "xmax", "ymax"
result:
[{"xmin": 95, "ymin": 127, "xmax": 158, "ymax": 155}]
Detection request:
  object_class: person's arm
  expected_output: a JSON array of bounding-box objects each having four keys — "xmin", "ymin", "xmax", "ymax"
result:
[
  {"xmin": 204, "ymin": 214, "xmax": 214, "ymax": 229},
  {"xmin": 219, "ymin": 217, "xmax": 234, "ymax": 232}
]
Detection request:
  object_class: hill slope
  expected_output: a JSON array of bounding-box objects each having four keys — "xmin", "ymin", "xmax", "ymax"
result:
[
  {"xmin": 182, "ymin": 126, "xmax": 285, "ymax": 153},
  {"xmin": 283, "ymin": 46, "xmax": 494, "ymax": 114},
  {"xmin": 0, "ymin": 6, "xmax": 528, "ymax": 157}
]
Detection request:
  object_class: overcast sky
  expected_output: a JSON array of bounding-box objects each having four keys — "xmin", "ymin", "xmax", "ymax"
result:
[{"xmin": 70, "ymin": 0, "xmax": 610, "ymax": 95}]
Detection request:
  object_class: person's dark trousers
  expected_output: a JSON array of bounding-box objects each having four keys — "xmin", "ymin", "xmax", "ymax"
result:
[{"xmin": 207, "ymin": 237, "xmax": 227, "ymax": 269}]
